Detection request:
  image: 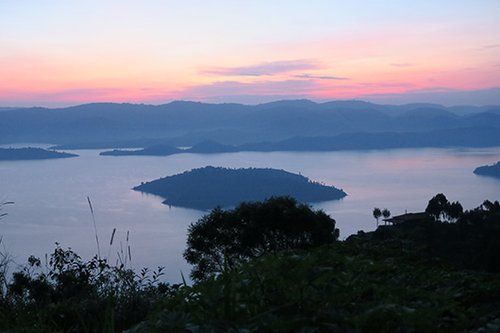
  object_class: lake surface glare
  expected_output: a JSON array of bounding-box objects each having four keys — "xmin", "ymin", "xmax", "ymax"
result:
[{"xmin": 1, "ymin": 147, "xmax": 499, "ymax": 282}]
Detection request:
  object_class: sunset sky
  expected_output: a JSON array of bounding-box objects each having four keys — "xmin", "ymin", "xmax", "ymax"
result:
[{"xmin": 1, "ymin": 0, "xmax": 499, "ymax": 107}]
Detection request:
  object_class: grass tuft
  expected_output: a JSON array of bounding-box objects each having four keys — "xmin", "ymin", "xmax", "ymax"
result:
[{"xmin": 87, "ymin": 196, "xmax": 101, "ymax": 259}]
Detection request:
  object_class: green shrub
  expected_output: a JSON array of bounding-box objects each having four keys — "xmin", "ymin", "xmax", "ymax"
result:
[
  {"xmin": 2, "ymin": 244, "xmax": 175, "ymax": 332},
  {"xmin": 184, "ymin": 196, "xmax": 339, "ymax": 281}
]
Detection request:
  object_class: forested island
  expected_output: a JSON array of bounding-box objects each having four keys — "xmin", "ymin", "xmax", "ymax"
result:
[
  {"xmin": 0, "ymin": 147, "xmax": 78, "ymax": 160},
  {"xmin": 100, "ymin": 141, "xmax": 235, "ymax": 156},
  {"xmin": 133, "ymin": 166, "xmax": 347, "ymax": 210},
  {"xmin": 474, "ymin": 161, "xmax": 500, "ymax": 178},
  {"xmin": 100, "ymin": 144, "xmax": 183, "ymax": 156}
]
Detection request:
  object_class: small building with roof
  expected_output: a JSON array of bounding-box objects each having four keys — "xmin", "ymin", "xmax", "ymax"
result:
[{"xmin": 383, "ymin": 212, "xmax": 429, "ymax": 225}]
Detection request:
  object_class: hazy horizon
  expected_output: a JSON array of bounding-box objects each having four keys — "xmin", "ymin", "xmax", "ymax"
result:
[{"xmin": 3, "ymin": 90, "xmax": 500, "ymax": 109}]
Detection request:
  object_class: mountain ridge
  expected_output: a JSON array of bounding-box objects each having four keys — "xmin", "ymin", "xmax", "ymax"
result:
[{"xmin": 2, "ymin": 99, "xmax": 499, "ymax": 147}]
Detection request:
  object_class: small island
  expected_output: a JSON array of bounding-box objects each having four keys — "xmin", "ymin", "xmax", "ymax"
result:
[
  {"xmin": 100, "ymin": 141, "xmax": 236, "ymax": 156},
  {"xmin": 100, "ymin": 144, "xmax": 182, "ymax": 156},
  {"xmin": 473, "ymin": 161, "xmax": 500, "ymax": 179},
  {"xmin": 133, "ymin": 166, "xmax": 347, "ymax": 210},
  {"xmin": 0, "ymin": 147, "xmax": 78, "ymax": 161}
]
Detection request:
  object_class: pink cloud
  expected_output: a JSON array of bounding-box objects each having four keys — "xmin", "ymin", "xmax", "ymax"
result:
[
  {"xmin": 481, "ymin": 44, "xmax": 500, "ymax": 50},
  {"xmin": 294, "ymin": 74, "xmax": 349, "ymax": 80}
]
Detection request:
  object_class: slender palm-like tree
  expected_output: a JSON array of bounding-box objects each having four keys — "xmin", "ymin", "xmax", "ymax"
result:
[
  {"xmin": 382, "ymin": 208, "xmax": 391, "ymax": 225},
  {"xmin": 373, "ymin": 207, "xmax": 382, "ymax": 227}
]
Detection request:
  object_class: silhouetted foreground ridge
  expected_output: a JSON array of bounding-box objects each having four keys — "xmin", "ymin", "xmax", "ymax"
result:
[
  {"xmin": 133, "ymin": 166, "xmax": 346, "ymax": 210},
  {"xmin": 2, "ymin": 195, "xmax": 500, "ymax": 332}
]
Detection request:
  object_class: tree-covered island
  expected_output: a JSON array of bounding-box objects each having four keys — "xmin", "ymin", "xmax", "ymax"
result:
[
  {"xmin": 0, "ymin": 147, "xmax": 78, "ymax": 160},
  {"xmin": 133, "ymin": 166, "xmax": 347, "ymax": 210},
  {"xmin": 474, "ymin": 161, "xmax": 500, "ymax": 179}
]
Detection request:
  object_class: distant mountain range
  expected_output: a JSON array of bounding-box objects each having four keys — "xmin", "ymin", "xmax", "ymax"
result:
[{"xmin": 1, "ymin": 100, "xmax": 500, "ymax": 148}]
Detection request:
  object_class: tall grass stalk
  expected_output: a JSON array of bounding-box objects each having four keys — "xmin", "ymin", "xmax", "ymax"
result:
[
  {"xmin": 87, "ymin": 196, "xmax": 101, "ymax": 260},
  {"xmin": 107, "ymin": 228, "xmax": 116, "ymax": 260},
  {"xmin": 180, "ymin": 270, "xmax": 188, "ymax": 287},
  {"xmin": 0, "ymin": 202, "xmax": 14, "ymax": 296},
  {"xmin": 0, "ymin": 237, "xmax": 13, "ymax": 297},
  {"xmin": 109, "ymin": 228, "xmax": 116, "ymax": 246},
  {"xmin": 126, "ymin": 230, "xmax": 131, "ymax": 265},
  {"xmin": 0, "ymin": 201, "xmax": 14, "ymax": 220}
]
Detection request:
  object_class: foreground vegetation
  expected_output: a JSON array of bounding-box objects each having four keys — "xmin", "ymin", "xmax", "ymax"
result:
[
  {"xmin": 1, "ymin": 195, "xmax": 500, "ymax": 332},
  {"xmin": 130, "ymin": 242, "xmax": 500, "ymax": 332},
  {"xmin": 184, "ymin": 197, "xmax": 339, "ymax": 281}
]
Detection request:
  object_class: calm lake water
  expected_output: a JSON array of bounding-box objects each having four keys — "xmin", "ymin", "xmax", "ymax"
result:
[{"xmin": 1, "ymin": 147, "xmax": 500, "ymax": 282}]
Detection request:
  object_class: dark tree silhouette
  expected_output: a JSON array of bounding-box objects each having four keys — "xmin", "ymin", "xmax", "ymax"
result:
[
  {"xmin": 373, "ymin": 208, "xmax": 382, "ymax": 227},
  {"xmin": 482, "ymin": 200, "xmax": 500, "ymax": 212},
  {"xmin": 184, "ymin": 196, "xmax": 339, "ymax": 281},
  {"xmin": 382, "ymin": 208, "xmax": 391, "ymax": 224},
  {"xmin": 448, "ymin": 201, "xmax": 464, "ymax": 221},
  {"xmin": 425, "ymin": 193, "xmax": 449, "ymax": 221},
  {"xmin": 425, "ymin": 193, "xmax": 463, "ymax": 222}
]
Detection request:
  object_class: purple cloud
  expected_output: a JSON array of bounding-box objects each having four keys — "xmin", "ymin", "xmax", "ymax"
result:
[
  {"xmin": 294, "ymin": 73, "xmax": 349, "ymax": 80},
  {"xmin": 481, "ymin": 44, "xmax": 500, "ymax": 50},
  {"xmin": 359, "ymin": 82, "xmax": 415, "ymax": 88},
  {"xmin": 202, "ymin": 60, "xmax": 320, "ymax": 76}
]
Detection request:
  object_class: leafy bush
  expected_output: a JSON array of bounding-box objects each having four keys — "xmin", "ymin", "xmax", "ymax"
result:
[
  {"xmin": 184, "ymin": 196, "xmax": 339, "ymax": 281},
  {"xmin": 1, "ymin": 244, "xmax": 175, "ymax": 332}
]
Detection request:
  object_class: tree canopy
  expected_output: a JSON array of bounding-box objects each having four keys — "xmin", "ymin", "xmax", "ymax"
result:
[
  {"xmin": 425, "ymin": 193, "xmax": 463, "ymax": 222},
  {"xmin": 372, "ymin": 208, "xmax": 390, "ymax": 226},
  {"xmin": 184, "ymin": 196, "xmax": 339, "ymax": 281}
]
